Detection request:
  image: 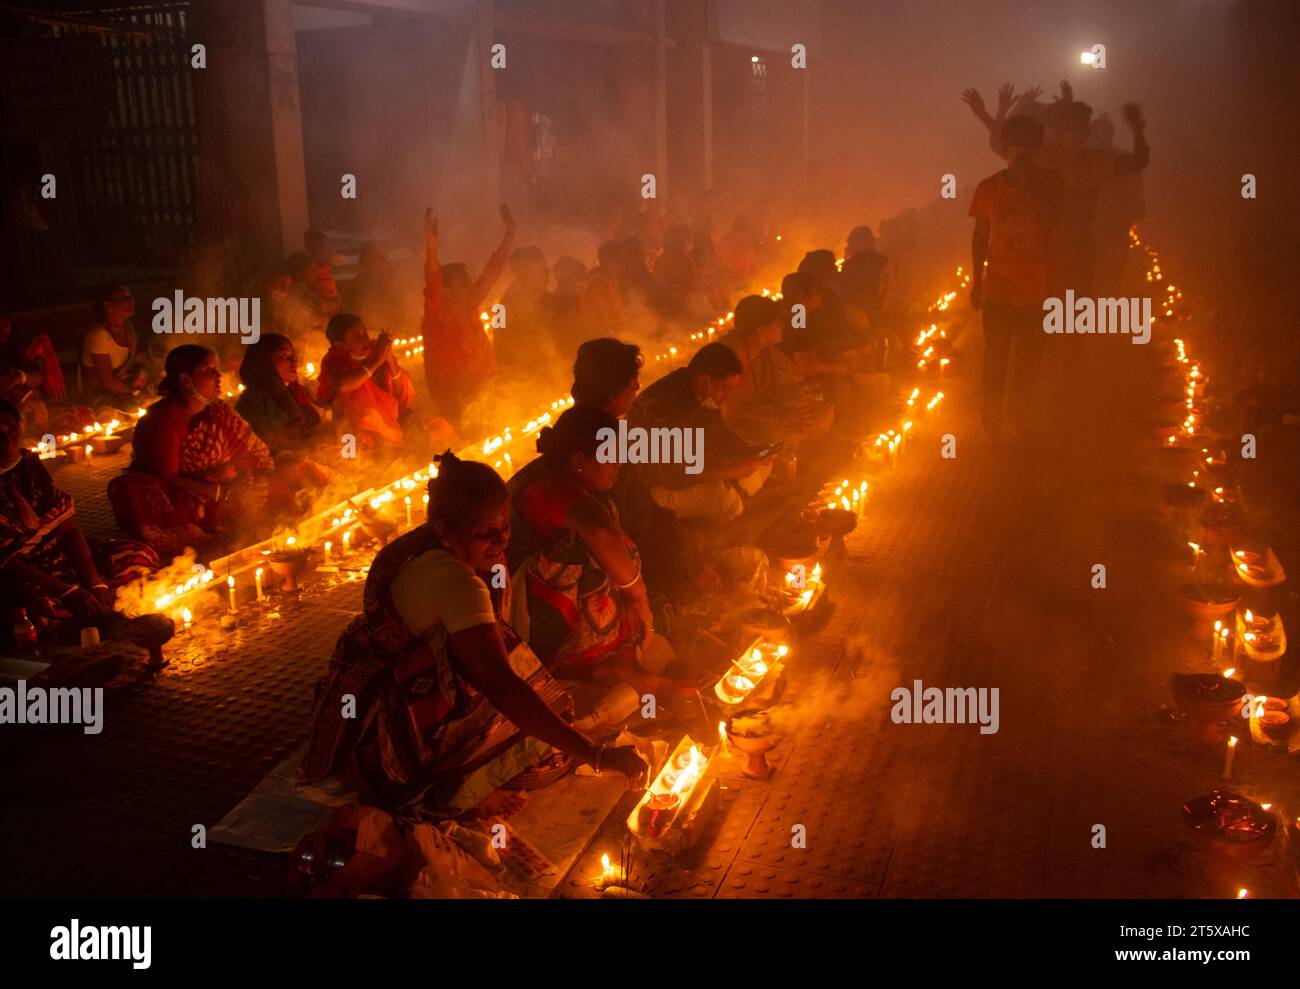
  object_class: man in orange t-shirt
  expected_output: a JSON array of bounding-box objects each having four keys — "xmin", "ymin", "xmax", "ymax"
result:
[{"xmin": 969, "ymin": 114, "xmax": 1063, "ymax": 440}]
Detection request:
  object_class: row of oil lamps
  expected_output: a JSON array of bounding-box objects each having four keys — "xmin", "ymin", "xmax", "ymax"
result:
[
  {"xmin": 1147, "ymin": 232, "xmax": 1295, "ymax": 897},
  {"xmin": 608, "ymin": 263, "xmax": 969, "ymax": 874}
]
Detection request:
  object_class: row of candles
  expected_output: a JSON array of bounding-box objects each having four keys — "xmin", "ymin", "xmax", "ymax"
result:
[
  {"xmin": 603, "ymin": 260, "xmax": 973, "ymax": 874},
  {"xmin": 1144, "ymin": 234, "xmax": 1297, "ymax": 880},
  {"xmin": 607, "ymin": 267, "xmax": 970, "ymax": 872},
  {"xmin": 30, "ymin": 410, "xmax": 146, "ymax": 461},
  {"xmin": 137, "ymin": 249, "xmax": 826, "ymax": 623}
]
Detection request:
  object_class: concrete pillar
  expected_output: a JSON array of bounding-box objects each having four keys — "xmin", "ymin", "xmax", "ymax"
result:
[
  {"xmin": 653, "ymin": 0, "xmax": 668, "ymax": 199},
  {"xmin": 475, "ymin": 0, "xmax": 501, "ymax": 216},
  {"xmin": 263, "ymin": 0, "xmax": 311, "ymax": 257},
  {"xmin": 200, "ymin": 0, "xmax": 309, "ymax": 270}
]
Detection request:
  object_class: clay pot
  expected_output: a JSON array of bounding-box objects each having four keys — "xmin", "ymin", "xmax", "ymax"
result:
[
  {"xmin": 1183, "ymin": 791, "xmax": 1275, "ymax": 862},
  {"xmin": 1170, "ymin": 673, "xmax": 1246, "ymax": 740},
  {"xmin": 726, "ymin": 728, "xmax": 777, "ymax": 779},
  {"xmin": 1180, "ymin": 583, "xmax": 1239, "ymax": 640},
  {"xmin": 269, "ymin": 550, "xmax": 309, "ymax": 592}
]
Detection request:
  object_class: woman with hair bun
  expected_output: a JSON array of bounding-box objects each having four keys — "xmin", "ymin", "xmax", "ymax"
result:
[
  {"xmin": 506, "ymin": 405, "xmax": 669, "ymax": 692},
  {"xmin": 106, "ymin": 345, "xmax": 274, "ymax": 557},
  {"xmin": 301, "ymin": 450, "xmax": 647, "ymax": 819}
]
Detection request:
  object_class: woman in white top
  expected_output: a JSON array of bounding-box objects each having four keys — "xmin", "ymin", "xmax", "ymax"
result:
[
  {"xmin": 300, "ymin": 451, "xmax": 648, "ymax": 819},
  {"xmin": 81, "ymin": 283, "xmax": 146, "ymax": 400}
]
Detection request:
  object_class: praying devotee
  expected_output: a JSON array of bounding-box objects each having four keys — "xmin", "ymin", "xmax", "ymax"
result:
[
  {"xmin": 81, "ymin": 283, "xmax": 148, "ymax": 403},
  {"xmin": 316, "ymin": 314, "xmax": 412, "ymax": 449},
  {"xmin": 569, "ymin": 337, "xmax": 721, "ymax": 601},
  {"xmin": 627, "ymin": 342, "xmax": 774, "ymax": 522},
  {"xmin": 420, "ymin": 207, "xmax": 514, "ymax": 425},
  {"xmin": 0, "ymin": 398, "xmax": 157, "ymax": 633},
  {"xmin": 108, "ymin": 345, "xmax": 274, "ymax": 557},
  {"xmin": 300, "ymin": 450, "xmax": 648, "ymax": 819}
]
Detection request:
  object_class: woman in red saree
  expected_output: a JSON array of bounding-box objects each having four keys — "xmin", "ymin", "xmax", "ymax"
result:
[
  {"xmin": 506, "ymin": 406, "xmax": 675, "ymax": 694},
  {"xmin": 300, "ymin": 451, "xmax": 647, "ymax": 820},
  {"xmin": 316, "ymin": 314, "xmax": 413, "ymax": 449},
  {"xmin": 108, "ymin": 345, "xmax": 274, "ymax": 558},
  {"xmin": 420, "ymin": 208, "xmax": 513, "ymax": 425}
]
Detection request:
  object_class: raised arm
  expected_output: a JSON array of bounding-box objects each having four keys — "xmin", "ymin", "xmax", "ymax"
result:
[
  {"xmin": 421, "ymin": 208, "xmax": 444, "ymax": 340},
  {"xmin": 471, "ymin": 207, "xmax": 517, "ymax": 309},
  {"xmin": 1114, "ymin": 102, "xmax": 1150, "ymax": 175}
]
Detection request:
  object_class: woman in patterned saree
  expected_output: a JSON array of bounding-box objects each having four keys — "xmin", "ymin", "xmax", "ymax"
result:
[
  {"xmin": 300, "ymin": 452, "xmax": 647, "ymax": 820},
  {"xmin": 108, "ymin": 345, "xmax": 275, "ymax": 558},
  {"xmin": 506, "ymin": 406, "xmax": 670, "ymax": 693},
  {"xmin": 0, "ymin": 398, "xmax": 158, "ymax": 631}
]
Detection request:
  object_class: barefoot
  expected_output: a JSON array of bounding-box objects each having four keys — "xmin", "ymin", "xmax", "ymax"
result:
[{"xmin": 468, "ymin": 789, "xmax": 527, "ymax": 820}]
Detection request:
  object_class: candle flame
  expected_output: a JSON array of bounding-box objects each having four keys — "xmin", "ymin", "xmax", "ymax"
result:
[{"xmin": 1222, "ymin": 667, "xmax": 1235, "ymax": 679}]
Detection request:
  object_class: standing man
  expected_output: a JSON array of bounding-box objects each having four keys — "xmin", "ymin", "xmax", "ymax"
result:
[{"xmin": 969, "ymin": 114, "xmax": 1064, "ymax": 442}]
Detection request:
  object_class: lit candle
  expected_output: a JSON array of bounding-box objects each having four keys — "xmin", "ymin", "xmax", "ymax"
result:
[
  {"xmin": 1222, "ymin": 735, "xmax": 1237, "ymax": 780},
  {"xmin": 1187, "ymin": 541, "xmax": 1203, "ymax": 574},
  {"xmin": 227, "ymin": 575, "xmax": 237, "ymax": 613},
  {"xmin": 182, "ymin": 607, "xmax": 192, "ymax": 631},
  {"xmin": 342, "ymin": 530, "xmax": 351, "ymax": 553},
  {"xmin": 324, "ymin": 541, "xmax": 332, "ymax": 564},
  {"xmin": 1211, "ymin": 620, "xmax": 1223, "ymax": 664},
  {"xmin": 405, "ymin": 496, "xmax": 412, "ymax": 527},
  {"xmin": 599, "ymin": 853, "xmax": 618, "ymax": 888},
  {"xmin": 84, "ymin": 444, "xmax": 93, "ymax": 461},
  {"xmin": 255, "ymin": 568, "xmax": 264, "ymax": 601}
]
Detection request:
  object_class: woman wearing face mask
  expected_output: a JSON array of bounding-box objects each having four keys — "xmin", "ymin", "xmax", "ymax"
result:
[
  {"xmin": 316, "ymin": 313, "xmax": 412, "ymax": 449},
  {"xmin": 300, "ymin": 451, "xmax": 648, "ymax": 820},
  {"xmin": 107, "ymin": 345, "xmax": 274, "ymax": 557},
  {"xmin": 236, "ymin": 333, "xmax": 333, "ymax": 493},
  {"xmin": 505, "ymin": 406, "xmax": 672, "ymax": 693}
]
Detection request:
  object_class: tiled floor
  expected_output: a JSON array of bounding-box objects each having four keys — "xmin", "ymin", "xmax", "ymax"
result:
[
  {"xmin": 560, "ymin": 330, "xmax": 1300, "ymax": 900},
  {"xmin": 8, "ymin": 314, "xmax": 1297, "ymax": 899}
]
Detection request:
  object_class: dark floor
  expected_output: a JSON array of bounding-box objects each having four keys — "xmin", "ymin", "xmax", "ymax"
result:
[{"xmin": 5, "ymin": 287, "xmax": 1298, "ymax": 899}]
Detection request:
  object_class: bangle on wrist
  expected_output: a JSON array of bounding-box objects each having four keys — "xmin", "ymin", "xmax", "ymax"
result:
[
  {"xmin": 614, "ymin": 558, "xmax": 643, "ymax": 591},
  {"xmin": 57, "ymin": 584, "xmax": 80, "ymax": 599}
]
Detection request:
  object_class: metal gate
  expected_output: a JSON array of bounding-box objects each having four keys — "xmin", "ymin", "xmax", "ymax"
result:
[{"xmin": 0, "ymin": 3, "xmax": 198, "ymax": 306}]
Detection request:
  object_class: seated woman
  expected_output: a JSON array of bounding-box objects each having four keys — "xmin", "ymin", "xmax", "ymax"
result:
[
  {"xmin": 108, "ymin": 345, "xmax": 274, "ymax": 559},
  {"xmin": 236, "ymin": 333, "xmax": 332, "ymax": 492},
  {"xmin": 299, "ymin": 451, "xmax": 647, "ymax": 820},
  {"xmin": 570, "ymin": 337, "xmax": 722, "ymax": 602},
  {"xmin": 81, "ymin": 284, "xmax": 148, "ymax": 406},
  {"xmin": 317, "ymin": 314, "xmax": 412, "ymax": 450},
  {"xmin": 722, "ymin": 294, "xmax": 834, "ymax": 451},
  {"xmin": 506, "ymin": 406, "xmax": 677, "ymax": 693},
  {"xmin": 0, "ymin": 398, "xmax": 158, "ymax": 635}
]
